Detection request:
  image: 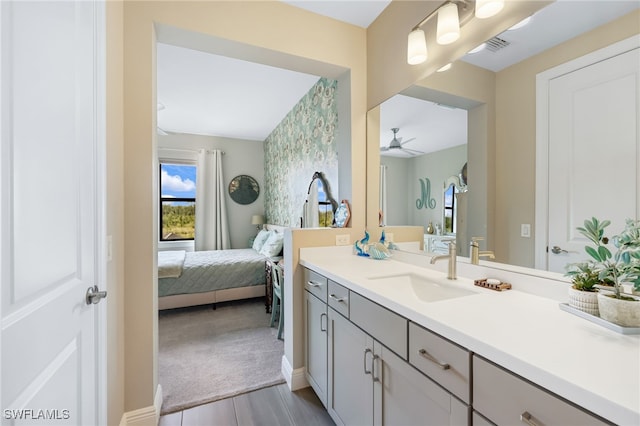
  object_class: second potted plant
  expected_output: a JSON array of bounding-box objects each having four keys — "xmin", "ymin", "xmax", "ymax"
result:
[
  {"xmin": 573, "ymin": 218, "xmax": 640, "ymax": 328},
  {"xmin": 565, "ymin": 261, "xmax": 600, "ymax": 316}
]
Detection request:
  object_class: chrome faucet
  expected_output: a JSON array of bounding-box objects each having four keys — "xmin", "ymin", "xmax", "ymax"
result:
[
  {"xmin": 470, "ymin": 237, "xmax": 495, "ymax": 265},
  {"xmin": 430, "ymin": 241, "xmax": 456, "ymax": 280}
]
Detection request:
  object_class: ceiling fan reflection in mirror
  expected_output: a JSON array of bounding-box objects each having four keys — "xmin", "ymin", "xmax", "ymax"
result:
[{"xmin": 381, "ymin": 127, "xmax": 424, "ymax": 156}]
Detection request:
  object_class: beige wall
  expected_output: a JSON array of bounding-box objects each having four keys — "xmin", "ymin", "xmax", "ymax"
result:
[
  {"xmin": 121, "ymin": 0, "xmax": 367, "ymax": 414},
  {"xmin": 495, "ymin": 9, "xmax": 640, "ymax": 267},
  {"xmin": 106, "ymin": 1, "xmax": 125, "ymax": 424}
]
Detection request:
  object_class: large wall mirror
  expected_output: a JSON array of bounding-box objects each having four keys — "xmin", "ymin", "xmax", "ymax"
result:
[{"xmin": 368, "ymin": 1, "xmax": 639, "ymax": 272}]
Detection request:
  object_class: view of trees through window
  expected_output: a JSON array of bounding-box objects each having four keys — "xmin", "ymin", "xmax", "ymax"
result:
[{"xmin": 160, "ymin": 163, "xmax": 196, "ymax": 241}]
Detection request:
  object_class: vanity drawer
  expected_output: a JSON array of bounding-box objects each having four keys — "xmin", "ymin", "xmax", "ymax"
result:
[
  {"xmin": 327, "ymin": 280, "xmax": 349, "ymax": 317},
  {"xmin": 409, "ymin": 322, "xmax": 470, "ymax": 403},
  {"xmin": 349, "ymin": 291, "xmax": 407, "ymax": 359},
  {"xmin": 473, "ymin": 356, "xmax": 608, "ymax": 426},
  {"xmin": 304, "ymin": 268, "xmax": 328, "ymax": 303}
]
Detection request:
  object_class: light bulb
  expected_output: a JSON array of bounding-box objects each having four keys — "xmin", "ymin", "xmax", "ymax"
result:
[
  {"xmin": 407, "ymin": 29, "xmax": 427, "ymax": 65},
  {"xmin": 437, "ymin": 3, "xmax": 460, "ymax": 45},
  {"xmin": 475, "ymin": 0, "xmax": 504, "ymax": 19}
]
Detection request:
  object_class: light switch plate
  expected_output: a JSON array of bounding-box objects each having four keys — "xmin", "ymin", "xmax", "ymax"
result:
[
  {"xmin": 521, "ymin": 224, "xmax": 531, "ymax": 238},
  {"xmin": 336, "ymin": 234, "xmax": 351, "ymax": 246}
]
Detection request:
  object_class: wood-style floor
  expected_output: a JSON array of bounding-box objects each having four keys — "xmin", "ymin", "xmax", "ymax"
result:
[{"xmin": 159, "ymin": 383, "xmax": 335, "ymax": 426}]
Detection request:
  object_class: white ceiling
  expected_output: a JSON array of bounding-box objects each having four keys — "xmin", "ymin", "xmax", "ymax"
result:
[{"xmin": 157, "ymin": 1, "xmax": 639, "ymax": 151}]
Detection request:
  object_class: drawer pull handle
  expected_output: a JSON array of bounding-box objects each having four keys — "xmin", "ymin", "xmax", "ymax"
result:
[
  {"xmin": 363, "ymin": 348, "xmax": 373, "ymax": 375},
  {"xmin": 320, "ymin": 312, "xmax": 327, "ymax": 332},
  {"xmin": 307, "ymin": 281, "xmax": 322, "ymax": 288},
  {"xmin": 418, "ymin": 348, "xmax": 450, "ymax": 370},
  {"xmin": 329, "ymin": 294, "xmax": 347, "ymax": 303},
  {"xmin": 520, "ymin": 411, "xmax": 539, "ymax": 426}
]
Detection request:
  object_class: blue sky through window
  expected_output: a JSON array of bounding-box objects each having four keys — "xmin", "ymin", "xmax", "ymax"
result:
[{"xmin": 161, "ymin": 164, "xmax": 196, "ymax": 198}]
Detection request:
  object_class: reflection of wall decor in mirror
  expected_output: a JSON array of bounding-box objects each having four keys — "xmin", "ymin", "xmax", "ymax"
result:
[
  {"xmin": 416, "ymin": 178, "xmax": 436, "ymax": 209},
  {"xmin": 228, "ymin": 175, "xmax": 260, "ymax": 205},
  {"xmin": 460, "ymin": 162, "xmax": 468, "ymax": 186},
  {"xmin": 334, "ymin": 200, "xmax": 351, "ymax": 228},
  {"xmin": 302, "ymin": 171, "xmax": 339, "ymax": 228}
]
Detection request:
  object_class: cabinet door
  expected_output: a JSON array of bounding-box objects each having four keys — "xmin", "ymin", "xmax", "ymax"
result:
[
  {"xmin": 373, "ymin": 342, "xmax": 469, "ymax": 426},
  {"xmin": 305, "ymin": 291, "xmax": 328, "ymax": 407},
  {"xmin": 328, "ymin": 307, "xmax": 374, "ymax": 426}
]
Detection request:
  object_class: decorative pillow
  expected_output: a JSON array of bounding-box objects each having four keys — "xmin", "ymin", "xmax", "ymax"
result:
[
  {"xmin": 252, "ymin": 229, "xmax": 271, "ymax": 252},
  {"xmin": 260, "ymin": 231, "xmax": 284, "ymax": 258}
]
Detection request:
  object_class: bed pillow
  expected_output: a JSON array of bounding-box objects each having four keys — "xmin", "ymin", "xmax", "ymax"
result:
[
  {"xmin": 252, "ymin": 229, "xmax": 272, "ymax": 252},
  {"xmin": 260, "ymin": 231, "xmax": 284, "ymax": 258}
]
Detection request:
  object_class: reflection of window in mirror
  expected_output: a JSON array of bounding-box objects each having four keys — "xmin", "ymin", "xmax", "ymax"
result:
[
  {"xmin": 317, "ymin": 179, "xmax": 334, "ymax": 227},
  {"xmin": 443, "ymin": 184, "xmax": 456, "ymax": 234}
]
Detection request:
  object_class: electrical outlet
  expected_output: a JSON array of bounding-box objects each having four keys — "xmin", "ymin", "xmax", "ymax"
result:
[
  {"xmin": 385, "ymin": 232, "xmax": 394, "ymax": 242},
  {"xmin": 335, "ymin": 234, "xmax": 351, "ymax": 246},
  {"xmin": 521, "ymin": 224, "xmax": 531, "ymax": 238}
]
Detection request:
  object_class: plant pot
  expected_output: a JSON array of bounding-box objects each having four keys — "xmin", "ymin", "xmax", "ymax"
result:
[
  {"xmin": 597, "ymin": 292, "xmax": 640, "ymax": 328},
  {"xmin": 567, "ymin": 287, "xmax": 599, "ymax": 316}
]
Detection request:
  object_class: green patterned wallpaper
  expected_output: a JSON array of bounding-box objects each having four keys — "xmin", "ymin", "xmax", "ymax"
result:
[{"xmin": 264, "ymin": 77, "xmax": 339, "ymax": 226}]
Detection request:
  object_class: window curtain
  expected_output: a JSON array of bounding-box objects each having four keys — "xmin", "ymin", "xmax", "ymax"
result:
[
  {"xmin": 195, "ymin": 149, "xmax": 230, "ymax": 250},
  {"xmin": 379, "ymin": 165, "xmax": 387, "ymax": 226}
]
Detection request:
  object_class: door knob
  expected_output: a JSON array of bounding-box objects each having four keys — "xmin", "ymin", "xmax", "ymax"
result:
[
  {"xmin": 86, "ymin": 285, "xmax": 107, "ymax": 305},
  {"xmin": 550, "ymin": 245, "xmax": 568, "ymax": 254}
]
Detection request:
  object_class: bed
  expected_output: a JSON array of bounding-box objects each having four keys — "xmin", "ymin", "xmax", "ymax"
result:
[{"xmin": 157, "ymin": 225, "xmax": 285, "ymax": 310}]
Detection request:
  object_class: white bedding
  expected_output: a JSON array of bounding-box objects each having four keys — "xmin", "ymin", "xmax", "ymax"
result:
[{"xmin": 158, "ymin": 250, "xmax": 186, "ymax": 279}]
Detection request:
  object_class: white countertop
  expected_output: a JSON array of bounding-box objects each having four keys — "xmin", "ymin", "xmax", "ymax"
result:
[{"xmin": 299, "ymin": 246, "xmax": 640, "ymax": 425}]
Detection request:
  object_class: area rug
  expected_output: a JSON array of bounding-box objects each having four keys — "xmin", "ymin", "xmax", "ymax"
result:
[{"xmin": 158, "ymin": 298, "xmax": 285, "ymax": 414}]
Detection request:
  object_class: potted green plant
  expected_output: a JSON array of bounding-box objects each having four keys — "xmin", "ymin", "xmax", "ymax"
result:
[
  {"xmin": 565, "ymin": 261, "xmax": 600, "ymax": 316},
  {"xmin": 574, "ymin": 217, "xmax": 640, "ymax": 327}
]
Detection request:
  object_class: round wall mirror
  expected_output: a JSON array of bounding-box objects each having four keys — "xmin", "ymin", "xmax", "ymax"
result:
[{"xmin": 229, "ymin": 174, "xmax": 260, "ymax": 205}]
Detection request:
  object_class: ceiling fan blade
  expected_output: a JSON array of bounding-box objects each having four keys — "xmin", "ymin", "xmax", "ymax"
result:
[
  {"xmin": 403, "ymin": 148, "xmax": 425, "ymax": 156},
  {"xmin": 400, "ymin": 137, "xmax": 416, "ymax": 146},
  {"xmin": 380, "ymin": 146, "xmax": 390, "ymax": 151}
]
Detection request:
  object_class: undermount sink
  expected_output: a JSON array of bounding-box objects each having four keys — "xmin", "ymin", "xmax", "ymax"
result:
[{"xmin": 367, "ymin": 272, "xmax": 477, "ymax": 303}]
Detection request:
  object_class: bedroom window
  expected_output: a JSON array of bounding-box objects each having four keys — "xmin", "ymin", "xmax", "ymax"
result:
[{"xmin": 160, "ymin": 162, "xmax": 196, "ymax": 241}]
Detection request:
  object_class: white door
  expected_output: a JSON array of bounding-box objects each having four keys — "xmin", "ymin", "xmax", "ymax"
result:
[
  {"xmin": 537, "ymin": 43, "xmax": 639, "ymax": 272},
  {"xmin": 1, "ymin": 1, "xmax": 106, "ymax": 424}
]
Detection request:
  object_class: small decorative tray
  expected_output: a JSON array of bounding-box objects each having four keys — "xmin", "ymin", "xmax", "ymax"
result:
[
  {"xmin": 558, "ymin": 303, "xmax": 640, "ymax": 335},
  {"xmin": 474, "ymin": 278, "xmax": 512, "ymax": 291}
]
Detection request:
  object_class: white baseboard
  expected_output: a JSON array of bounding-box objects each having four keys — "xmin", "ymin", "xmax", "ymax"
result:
[
  {"xmin": 281, "ymin": 355, "xmax": 308, "ymax": 391},
  {"xmin": 118, "ymin": 384, "xmax": 162, "ymax": 426}
]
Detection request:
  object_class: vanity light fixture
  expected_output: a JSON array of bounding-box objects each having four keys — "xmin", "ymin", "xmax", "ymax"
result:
[
  {"xmin": 437, "ymin": 2, "xmax": 461, "ymax": 45},
  {"xmin": 407, "ymin": 0, "xmax": 504, "ymax": 65},
  {"xmin": 407, "ymin": 28, "xmax": 428, "ymax": 65}
]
